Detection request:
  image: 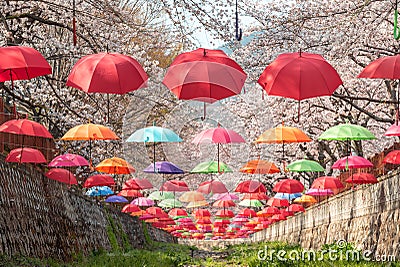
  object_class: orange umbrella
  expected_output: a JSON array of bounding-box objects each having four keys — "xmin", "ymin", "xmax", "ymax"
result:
[
  {"xmin": 240, "ymin": 159, "xmax": 280, "ymax": 174},
  {"xmin": 179, "ymin": 191, "xmax": 205, "ymax": 202},
  {"xmin": 293, "ymin": 195, "xmax": 317, "ymax": 204},
  {"xmin": 118, "ymin": 189, "xmax": 143, "ymax": 198},
  {"xmin": 95, "ymin": 157, "xmax": 135, "ymax": 174}
]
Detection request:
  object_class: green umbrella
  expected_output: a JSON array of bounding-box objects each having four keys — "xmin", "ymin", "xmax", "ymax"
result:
[
  {"xmin": 148, "ymin": 190, "xmax": 174, "ymax": 201},
  {"xmin": 190, "ymin": 161, "xmax": 233, "ymax": 174},
  {"xmin": 158, "ymin": 199, "xmax": 183, "ymax": 208},
  {"xmin": 286, "ymin": 159, "xmax": 324, "ymax": 172},
  {"xmin": 238, "ymin": 199, "xmax": 263, "ymax": 207},
  {"xmin": 318, "ymin": 123, "xmax": 376, "ymax": 141}
]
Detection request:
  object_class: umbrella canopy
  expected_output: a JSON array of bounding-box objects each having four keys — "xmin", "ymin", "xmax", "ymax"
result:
[
  {"xmin": 212, "ymin": 193, "xmax": 239, "ymax": 201},
  {"xmin": 215, "ymin": 210, "xmax": 235, "ymax": 218},
  {"xmin": 258, "ymin": 52, "xmax": 342, "ymax": 101},
  {"xmin": 146, "ymin": 207, "xmax": 169, "ymax": 218},
  {"xmin": 235, "ymin": 180, "xmax": 266, "ymax": 193},
  {"xmin": 191, "ymin": 161, "xmax": 232, "ymax": 173},
  {"xmin": 187, "ymin": 200, "xmax": 209, "ymax": 209},
  {"xmin": 238, "ymin": 208, "xmax": 257, "ymax": 218},
  {"xmin": 384, "ymin": 124, "xmax": 400, "ymax": 136},
  {"xmin": 163, "ymin": 48, "xmax": 247, "ymax": 104},
  {"xmin": 131, "ymin": 197, "xmax": 155, "ymax": 207},
  {"xmin": 179, "ymin": 191, "xmax": 205, "ymax": 202},
  {"xmin": 332, "ymin": 156, "xmax": 373, "ymax": 169},
  {"xmin": 126, "ymin": 125, "xmax": 182, "ymax": 143},
  {"xmin": 383, "ymin": 150, "xmax": 400, "ymax": 164},
  {"xmin": 143, "ymin": 161, "xmax": 184, "ymax": 174},
  {"xmin": 124, "ymin": 178, "xmax": 153, "ymax": 190},
  {"xmin": 45, "ymin": 168, "xmax": 77, "ymax": 185},
  {"xmin": 242, "ymin": 193, "xmax": 269, "ymax": 200},
  {"xmin": 259, "ymin": 207, "xmax": 281, "ymax": 216},
  {"xmin": 293, "ymin": 195, "xmax": 317, "ymax": 204},
  {"xmin": 318, "ymin": 124, "xmax": 375, "ymax": 141},
  {"xmin": 238, "ymin": 199, "xmax": 263, "ymax": 207},
  {"xmin": 160, "ymin": 180, "xmax": 190, "ymax": 192},
  {"xmin": 95, "ymin": 157, "xmax": 135, "ymax": 174},
  {"xmin": 358, "ymin": 54, "xmax": 400, "ymax": 79},
  {"xmin": 239, "ymin": 159, "xmax": 280, "ymax": 174},
  {"xmin": 345, "ymin": 173, "xmax": 378, "ymax": 184},
  {"xmin": 121, "ymin": 204, "xmax": 141, "ymax": 213},
  {"xmin": 86, "ymin": 186, "xmax": 114, "ymax": 196},
  {"xmin": 274, "ymin": 192, "xmax": 302, "ymax": 201},
  {"xmin": 6, "ymin": 148, "xmax": 46, "ymax": 163},
  {"xmin": 0, "ymin": 46, "xmax": 52, "ymax": 81},
  {"xmin": 305, "ymin": 188, "xmax": 334, "ymax": 196},
  {"xmin": 61, "ymin": 123, "xmax": 119, "ymax": 141},
  {"xmin": 286, "ymin": 159, "xmax": 324, "ymax": 172},
  {"xmin": 192, "ymin": 124, "xmax": 245, "ymax": 144},
  {"xmin": 197, "ymin": 180, "xmax": 228, "ymax": 194},
  {"xmin": 193, "ymin": 209, "xmax": 211, "ymax": 218},
  {"xmin": 105, "ymin": 195, "xmax": 129, "ymax": 203},
  {"xmin": 266, "ymin": 197, "xmax": 289, "ymax": 207},
  {"xmin": 287, "ymin": 204, "xmax": 305, "ymax": 213},
  {"xmin": 273, "ymin": 179, "xmax": 304, "ymax": 193},
  {"xmin": 168, "ymin": 208, "xmax": 188, "ymax": 217},
  {"xmin": 148, "ymin": 191, "xmax": 175, "ymax": 201},
  {"xmin": 84, "ymin": 174, "xmax": 115, "ymax": 188},
  {"xmin": 213, "ymin": 200, "xmax": 236, "ymax": 208},
  {"xmin": 158, "ymin": 199, "xmax": 183, "ymax": 208},
  {"xmin": 48, "ymin": 153, "xmax": 89, "ymax": 167},
  {"xmin": 0, "ymin": 119, "xmax": 53, "ymax": 138},
  {"xmin": 256, "ymin": 123, "xmax": 311, "ymax": 144},
  {"xmin": 118, "ymin": 189, "xmax": 143, "ymax": 198},
  {"xmin": 311, "ymin": 176, "xmax": 344, "ymax": 190},
  {"xmin": 66, "ymin": 52, "xmax": 148, "ymax": 94}
]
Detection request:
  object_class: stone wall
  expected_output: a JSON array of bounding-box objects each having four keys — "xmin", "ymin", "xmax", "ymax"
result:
[
  {"xmin": 250, "ymin": 169, "xmax": 400, "ymax": 258},
  {"xmin": 0, "ymin": 159, "xmax": 176, "ymax": 260}
]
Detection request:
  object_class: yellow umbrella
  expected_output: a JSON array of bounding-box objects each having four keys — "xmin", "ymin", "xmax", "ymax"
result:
[
  {"xmin": 179, "ymin": 191, "xmax": 205, "ymax": 202},
  {"xmin": 293, "ymin": 195, "xmax": 317, "ymax": 204},
  {"xmin": 95, "ymin": 157, "xmax": 135, "ymax": 174},
  {"xmin": 187, "ymin": 200, "xmax": 209, "ymax": 209}
]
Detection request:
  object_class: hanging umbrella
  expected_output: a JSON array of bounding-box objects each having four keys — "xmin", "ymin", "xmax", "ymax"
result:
[
  {"xmin": 305, "ymin": 188, "xmax": 334, "ymax": 196},
  {"xmin": 6, "ymin": 147, "xmax": 46, "ymax": 163},
  {"xmin": 266, "ymin": 197, "xmax": 289, "ymax": 207},
  {"xmin": 193, "ymin": 209, "xmax": 211, "ymax": 219},
  {"xmin": 168, "ymin": 208, "xmax": 188, "ymax": 217},
  {"xmin": 242, "ymin": 193, "xmax": 269, "ymax": 200},
  {"xmin": 158, "ymin": 199, "xmax": 183, "ymax": 208},
  {"xmin": 384, "ymin": 124, "xmax": 400, "ymax": 136},
  {"xmin": 383, "ymin": 150, "xmax": 400, "ymax": 164},
  {"xmin": 213, "ymin": 200, "xmax": 236, "ymax": 208},
  {"xmin": 148, "ymin": 190, "xmax": 175, "ymax": 201},
  {"xmin": 118, "ymin": 189, "xmax": 143, "ymax": 198},
  {"xmin": 287, "ymin": 204, "xmax": 305, "ymax": 213},
  {"xmin": 274, "ymin": 192, "xmax": 302, "ymax": 201},
  {"xmin": 258, "ymin": 207, "xmax": 280, "ymax": 216},
  {"xmin": 345, "ymin": 173, "xmax": 378, "ymax": 184},
  {"xmin": 126, "ymin": 123, "xmax": 182, "ymax": 172},
  {"xmin": 191, "ymin": 161, "xmax": 232, "ymax": 174},
  {"xmin": 258, "ymin": 51, "xmax": 342, "ymax": 121},
  {"xmin": 255, "ymin": 122, "xmax": 311, "ymax": 160},
  {"xmin": 86, "ymin": 186, "xmax": 114, "ymax": 196},
  {"xmin": 212, "ymin": 192, "xmax": 239, "ymax": 201},
  {"xmin": 0, "ymin": 119, "xmax": 53, "ymax": 138},
  {"xmin": 48, "ymin": 153, "xmax": 89, "ymax": 167},
  {"xmin": 215, "ymin": 209, "xmax": 235, "ymax": 218},
  {"xmin": 234, "ymin": 180, "xmax": 266, "ymax": 193},
  {"xmin": 273, "ymin": 179, "xmax": 304, "ymax": 193},
  {"xmin": 286, "ymin": 159, "xmax": 324, "ymax": 172},
  {"xmin": 45, "ymin": 168, "xmax": 77, "ymax": 185},
  {"xmin": 131, "ymin": 197, "xmax": 155, "ymax": 207},
  {"xmin": 143, "ymin": 161, "xmax": 184, "ymax": 174},
  {"xmin": 332, "ymin": 156, "xmax": 373, "ymax": 169},
  {"xmin": 293, "ymin": 195, "xmax": 317, "ymax": 204},
  {"xmin": 124, "ymin": 178, "xmax": 153, "ymax": 190},
  {"xmin": 105, "ymin": 195, "xmax": 129, "ymax": 203},
  {"xmin": 95, "ymin": 157, "xmax": 135, "ymax": 174},
  {"xmin": 319, "ymin": 123, "xmax": 376, "ymax": 141},
  {"xmin": 66, "ymin": 52, "xmax": 148, "ymax": 122},
  {"xmin": 162, "ymin": 48, "xmax": 247, "ymax": 118},
  {"xmin": 187, "ymin": 200, "xmax": 209, "ymax": 209},
  {"xmin": 160, "ymin": 180, "xmax": 189, "ymax": 192},
  {"xmin": 146, "ymin": 207, "xmax": 169, "ymax": 218},
  {"xmin": 238, "ymin": 208, "xmax": 257, "ymax": 218},
  {"xmin": 238, "ymin": 199, "xmax": 263, "ymax": 207},
  {"xmin": 311, "ymin": 176, "xmax": 344, "ymax": 190},
  {"xmin": 197, "ymin": 180, "xmax": 228, "ymax": 194},
  {"xmin": 121, "ymin": 204, "xmax": 141, "ymax": 213},
  {"xmin": 239, "ymin": 159, "xmax": 280, "ymax": 174},
  {"xmin": 179, "ymin": 191, "xmax": 205, "ymax": 202},
  {"xmin": 83, "ymin": 174, "xmax": 115, "ymax": 188}
]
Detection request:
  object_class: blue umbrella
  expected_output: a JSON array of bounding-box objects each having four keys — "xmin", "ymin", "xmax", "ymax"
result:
[
  {"xmin": 86, "ymin": 186, "xmax": 114, "ymax": 196},
  {"xmin": 274, "ymin": 192, "xmax": 302, "ymax": 201},
  {"xmin": 105, "ymin": 195, "xmax": 129, "ymax": 203}
]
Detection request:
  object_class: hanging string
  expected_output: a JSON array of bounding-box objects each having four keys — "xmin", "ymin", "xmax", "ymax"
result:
[{"xmin": 73, "ymin": 0, "xmax": 77, "ymax": 46}]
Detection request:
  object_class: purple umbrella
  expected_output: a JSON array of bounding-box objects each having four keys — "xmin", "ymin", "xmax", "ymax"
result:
[
  {"xmin": 143, "ymin": 161, "xmax": 184, "ymax": 174},
  {"xmin": 131, "ymin": 197, "xmax": 155, "ymax": 206},
  {"xmin": 305, "ymin": 188, "xmax": 334, "ymax": 196},
  {"xmin": 49, "ymin": 153, "xmax": 89, "ymax": 167},
  {"xmin": 105, "ymin": 195, "xmax": 129, "ymax": 203}
]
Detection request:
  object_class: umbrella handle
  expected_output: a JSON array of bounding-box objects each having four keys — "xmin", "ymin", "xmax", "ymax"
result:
[
  {"xmin": 292, "ymin": 100, "xmax": 301, "ymax": 123},
  {"xmin": 395, "ymin": 8, "xmax": 400, "ymax": 40},
  {"xmin": 201, "ymin": 102, "xmax": 206, "ymax": 121},
  {"xmin": 235, "ymin": 0, "xmax": 242, "ymax": 41}
]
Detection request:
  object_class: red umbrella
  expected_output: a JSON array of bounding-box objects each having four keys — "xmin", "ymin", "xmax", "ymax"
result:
[
  {"xmin": 45, "ymin": 168, "xmax": 77, "ymax": 185},
  {"xmin": 260, "ymin": 206, "xmax": 281, "ymax": 216},
  {"xmin": 197, "ymin": 180, "xmax": 228, "ymax": 194},
  {"xmin": 121, "ymin": 204, "xmax": 141, "ymax": 213},
  {"xmin": 271, "ymin": 214, "xmax": 287, "ymax": 221},
  {"xmin": 146, "ymin": 207, "xmax": 169, "ymax": 218},
  {"xmin": 383, "ymin": 150, "xmax": 400, "ymax": 164},
  {"xmin": 273, "ymin": 179, "xmax": 304, "ymax": 193},
  {"xmin": 168, "ymin": 208, "xmax": 188, "ymax": 217},
  {"xmin": 266, "ymin": 197, "xmax": 289, "ymax": 207},
  {"xmin": 6, "ymin": 147, "xmax": 46, "ymax": 163},
  {"xmin": 163, "ymin": 48, "xmax": 247, "ymax": 118},
  {"xmin": 193, "ymin": 209, "xmax": 211, "ymax": 218},
  {"xmin": 234, "ymin": 180, "xmax": 266, "ymax": 193},
  {"xmin": 213, "ymin": 200, "xmax": 236, "ymax": 208},
  {"xmin": 215, "ymin": 209, "xmax": 234, "ymax": 218},
  {"xmin": 0, "ymin": 119, "xmax": 53, "ymax": 138},
  {"xmin": 238, "ymin": 208, "xmax": 257, "ymax": 218},
  {"xmin": 332, "ymin": 156, "xmax": 373, "ymax": 169},
  {"xmin": 345, "ymin": 173, "xmax": 378, "ymax": 184},
  {"xmin": 242, "ymin": 192, "xmax": 269, "ymax": 200},
  {"xmin": 118, "ymin": 189, "xmax": 143, "ymax": 198},
  {"xmin": 287, "ymin": 204, "xmax": 305, "ymax": 213},
  {"xmin": 124, "ymin": 178, "xmax": 153, "ymax": 190},
  {"xmin": 311, "ymin": 176, "xmax": 344, "ymax": 190},
  {"xmin": 258, "ymin": 52, "xmax": 342, "ymax": 121},
  {"xmin": 83, "ymin": 174, "xmax": 115, "ymax": 188},
  {"xmin": 160, "ymin": 180, "xmax": 189, "ymax": 192}
]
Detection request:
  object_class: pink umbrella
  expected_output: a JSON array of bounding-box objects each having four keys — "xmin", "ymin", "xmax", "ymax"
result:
[
  {"xmin": 332, "ymin": 156, "xmax": 373, "ymax": 169},
  {"xmin": 266, "ymin": 197, "xmax": 289, "ymax": 207},
  {"xmin": 212, "ymin": 192, "xmax": 239, "ymax": 201},
  {"xmin": 160, "ymin": 180, "xmax": 190, "ymax": 192},
  {"xmin": 48, "ymin": 153, "xmax": 89, "ymax": 167},
  {"xmin": 124, "ymin": 178, "xmax": 153, "ymax": 190},
  {"xmin": 305, "ymin": 188, "xmax": 334, "ymax": 196},
  {"xmin": 131, "ymin": 197, "xmax": 155, "ymax": 207},
  {"xmin": 384, "ymin": 124, "xmax": 400, "ymax": 136},
  {"xmin": 197, "ymin": 180, "xmax": 228, "ymax": 194}
]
